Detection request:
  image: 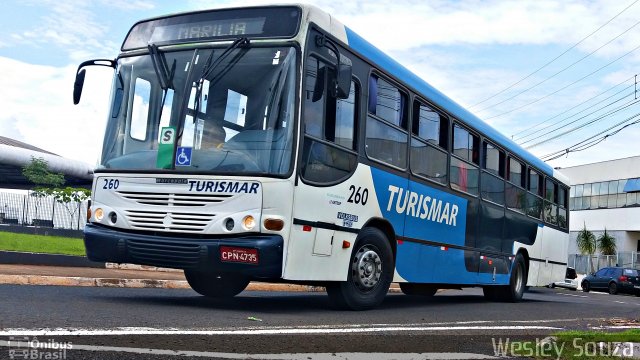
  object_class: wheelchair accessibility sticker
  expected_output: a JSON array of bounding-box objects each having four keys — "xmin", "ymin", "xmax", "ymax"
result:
[{"xmin": 175, "ymin": 147, "xmax": 192, "ymax": 166}]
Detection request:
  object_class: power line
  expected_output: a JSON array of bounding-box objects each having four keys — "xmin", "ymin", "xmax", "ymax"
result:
[
  {"xmin": 469, "ymin": 0, "xmax": 640, "ymax": 109},
  {"xmin": 476, "ymin": 17, "xmax": 640, "ymax": 113},
  {"xmin": 510, "ymin": 75, "xmax": 635, "ymax": 139},
  {"xmin": 484, "ymin": 42, "xmax": 640, "ymax": 120},
  {"xmin": 517, "ymin": 87, "xmax": 635, "ymax": 144},
  {"xmin": 541, "ymin": 112, "xmax": 640, "ymax": 161},
  {"xmin": 526, "ymin": 98, "xmax": 640, "ymax": 149}
]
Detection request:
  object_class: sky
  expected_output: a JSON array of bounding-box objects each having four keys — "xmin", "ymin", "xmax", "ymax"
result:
[{"xmin": 1, "ymin": 0, "xmax": 640, "ymax": 171}]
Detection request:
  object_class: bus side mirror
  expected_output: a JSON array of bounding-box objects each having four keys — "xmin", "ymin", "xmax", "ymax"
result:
[
  {"xmin": 335, "ymin": 63, "xmax": 352, "ymax": 99},
  {"xmin": 73, "ymin": 69, "xmax": 86, "ymax": 105}
]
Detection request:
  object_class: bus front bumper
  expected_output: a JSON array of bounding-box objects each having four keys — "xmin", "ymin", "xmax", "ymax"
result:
[{"xmin": 84, "ymin": 224, "xmax": 283, "ymax": 279}]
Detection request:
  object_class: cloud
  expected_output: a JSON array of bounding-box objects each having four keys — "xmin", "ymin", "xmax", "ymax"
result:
[{"xmin": 0, "ymin": 56, "xmax": 112, "ymax": 166}]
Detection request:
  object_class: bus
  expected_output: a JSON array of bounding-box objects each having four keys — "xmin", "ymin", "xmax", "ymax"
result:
[{"xmin": 73, "ymin": 4, "xmax": 570, "ymax": 310}]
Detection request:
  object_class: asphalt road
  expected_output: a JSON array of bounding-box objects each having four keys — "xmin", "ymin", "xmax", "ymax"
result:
[{"xmin": 1, "ymin": 284, "xmax": 639, "ymax": 359}]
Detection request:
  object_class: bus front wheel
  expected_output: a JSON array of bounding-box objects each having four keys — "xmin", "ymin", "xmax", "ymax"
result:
[
  {"xmin": 184, "ymin": 271, "xmax": 249, "ymax": 298},
  {"xmin": 326, "ymin": 228, "xmax": 394, "ymax": 310}
]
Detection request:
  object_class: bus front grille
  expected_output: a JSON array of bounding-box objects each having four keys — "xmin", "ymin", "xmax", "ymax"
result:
[
  {"xmin": 126, "ymin": 238, "xmax": 203, "ymax": 269},
  {"xmin": 117, "ymin": 191, "xmax": 233, "ymax": 207},
  {"xmin": 124, "ymin": 210, "xmax": 215, "ymax": 233}
]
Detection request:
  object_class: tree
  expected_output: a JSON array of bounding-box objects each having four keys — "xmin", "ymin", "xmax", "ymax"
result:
[
  {"xmin": 597, "ymin": 229, "xmax": 617, "ymax": 256},
  {"xmin": 22, "ymin": 157, "xmax": 90, "ymax": 229},
  {"xmin": 575, "ymin": 223, "xmax": 596, "ymax": 273},
  {"xmin": 22, "ymin": 157, "xmax": 65, "ymax": 222}
]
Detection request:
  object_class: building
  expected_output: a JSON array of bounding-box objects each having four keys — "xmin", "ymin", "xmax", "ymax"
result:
[{"xmin": 559, "ymin": 155, "xmax": 640, "ymax": 257}]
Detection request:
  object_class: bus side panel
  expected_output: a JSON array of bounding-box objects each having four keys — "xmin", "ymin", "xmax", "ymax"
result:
[
  {"xmin": 370, "ymin": 167, "xmax": 480, "ymax": 283},
  {"xmin": 285, "ymin": 164, "xmax": 383, "ymax": 281},
  {"xmin": 537, "ymin": 226, "xmax": 568, "ymax": 286}
]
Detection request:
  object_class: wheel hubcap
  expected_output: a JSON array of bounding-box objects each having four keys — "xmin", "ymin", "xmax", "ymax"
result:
[{"xmin": 352, "ymin": 246, "xmax": 382, "ymax": 291}]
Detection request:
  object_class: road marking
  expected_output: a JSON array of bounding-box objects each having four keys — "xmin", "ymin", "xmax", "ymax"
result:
[
  {"xmin": 0, "ymin": 325, "xmax": 562, "ymax": 337},
  {"xmin": 0, "ymin": 341, "xmax": 498, "ymax": 359},
  {"xmin": 556, "ymin": 293, "xmax": 588, "ymax": 298},
  {"xmin": 614, "ymin": 301, "xmax": 627, "ymax": 304}
]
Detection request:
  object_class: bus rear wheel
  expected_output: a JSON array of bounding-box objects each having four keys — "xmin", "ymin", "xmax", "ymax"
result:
[
  {"xmin": 184, "ymin": 271, "xmax": 249, "ymax": 298},
  {"xmin": 483, "ymin": 253, "xmax": 526, "ymax": 302},
  {"xmin": 400, "ymin": 283, "xmax": 437, "ymax": 296},
  {"xmin": 326, "ymin": 228, "xmax": 394, "ymax": 310}
]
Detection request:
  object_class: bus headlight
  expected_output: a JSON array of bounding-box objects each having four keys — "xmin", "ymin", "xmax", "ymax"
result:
[{"xmin": 242, "ymin": 215, "xmax": 256, "ymax": 230}]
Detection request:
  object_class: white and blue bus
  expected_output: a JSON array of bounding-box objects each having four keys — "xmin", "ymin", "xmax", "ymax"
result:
[{"xmin": 74, "ymin": 4, "xmax": 570, "ymax": 310}]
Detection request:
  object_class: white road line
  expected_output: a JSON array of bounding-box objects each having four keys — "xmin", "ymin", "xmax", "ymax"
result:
[
  {"xmin": 0, "ymin": 325, "xmax": 562, "ymax": 337},
  {"xmin": 614, "ymin": 301, "xmax": 627, "ymax": 304},
  {"xmin": 556, "ymin": 293, "xmax": 588, "ymax": 298},
  {"xmin": 0, "ymin": 341, "xmax": 499, "ymax": 360}
]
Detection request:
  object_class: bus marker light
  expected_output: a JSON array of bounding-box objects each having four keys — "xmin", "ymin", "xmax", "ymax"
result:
[
  {"xmin": 440, "ymin": 246, "xmax": 448, "ymax": 251},
  {"xmin": 488, "ymin": 260, "xmax": 493, "ymax": 265},
  {"xmin": 264, "ymin": 218, "xmax": 284, "ymax": 231},
  {"xmin": 94, "ymin": 208, "xmax": 104, "ymax": 221},
  {"xmin": 87, "ymin": 207, "xmax": 92, "ymax": 222},
  {"xmin": 342, "ymin": 240, "xmax": 351, "ymax": 249},
  {"xmin": 302, "ymin": 225, "xmax": 312, "ymax": 232},
  {"xmin": 242, "ymin": 215, "xmax": 256, "ymax": 230},
  {"xmin": 397, "ymin": 239, "xmax": 403, "ymax": 245}
]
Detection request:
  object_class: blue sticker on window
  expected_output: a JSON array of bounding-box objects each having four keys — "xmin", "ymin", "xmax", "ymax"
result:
[{"xmin": 175, "ymin": 147, "xmax": 192, "ymax": 166}]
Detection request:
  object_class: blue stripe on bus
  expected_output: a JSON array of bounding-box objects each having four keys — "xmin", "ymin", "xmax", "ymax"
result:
[
  {"xmin": 369, "ymin": 167, "xmax": 509, "ymax": 284},
  {"xmin": 344, "ymin": 27, "xmax": 554, "ymax": 178}
]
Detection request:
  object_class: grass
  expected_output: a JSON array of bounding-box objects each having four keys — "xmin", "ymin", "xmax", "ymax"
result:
[
  {"xmin": 0, "ymin": 232, "xmax": 85, "ymax": 256},
  {"xmin": 509, "ymin": 329, "xmax": 640, "ymax": 359}
]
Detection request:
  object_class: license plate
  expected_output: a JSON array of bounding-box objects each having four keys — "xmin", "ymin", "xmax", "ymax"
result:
[{"xmin": 220, "ymin": 246, "xmax": 259, "ymax": 264}]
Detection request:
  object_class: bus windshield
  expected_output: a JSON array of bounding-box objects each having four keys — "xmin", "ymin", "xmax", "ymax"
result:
[{"xmin": 100, "ymin": 45, "xmax": 297, "ymax": 176}]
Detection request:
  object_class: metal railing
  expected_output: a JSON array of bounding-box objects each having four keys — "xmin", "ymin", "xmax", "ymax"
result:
[
  {"xmin": 0, "ymin": 191, "xmax": 88, "ymax": 230},
  {"xmin": 568, "ymin": 252, "xmax": 640, "ymax": 274}
]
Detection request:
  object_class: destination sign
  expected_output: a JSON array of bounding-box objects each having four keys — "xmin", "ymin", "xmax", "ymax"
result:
[
  {"xmin": 150, "ymin": 18, "xmax": 265, "ymax": 43},
  {"xmin": 122, "ymin": 7, "xmax": 301, "ymax": 50}
]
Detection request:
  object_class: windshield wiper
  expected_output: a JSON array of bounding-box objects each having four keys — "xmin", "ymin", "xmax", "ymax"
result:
[
  {"xmin": 193, "ymin": 38, "xmax": 250, "ymax": 117},
  {"xmin": 148, "ymin": 44, "xmax": 176, "ymax": 90}
]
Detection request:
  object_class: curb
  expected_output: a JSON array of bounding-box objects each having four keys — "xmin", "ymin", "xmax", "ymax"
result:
[
  {"xmin": 0, "ymin": 251, "xmax": 105, "ymax": 268},
  {"xmin": 0, "ymin": 274, "xmax": 403, "ymax": 293}
]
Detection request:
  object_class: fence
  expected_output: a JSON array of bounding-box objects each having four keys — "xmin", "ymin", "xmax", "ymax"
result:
[
  {"xmin": 0, "ymin": 191, "xmax": 88, "ymax": 230},
  {"xmin": 568, "ymin": 252, "xmax": 640, "ymax": 274}
]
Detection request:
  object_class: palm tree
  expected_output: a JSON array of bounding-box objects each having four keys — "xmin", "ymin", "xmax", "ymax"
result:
[
  {"xmin": 576, "ymin": 223, "xmax": 596, "ymax": 273},
  {"xmin": 597, "ymin": 229, "xmax": 617, "ymax": 256}
]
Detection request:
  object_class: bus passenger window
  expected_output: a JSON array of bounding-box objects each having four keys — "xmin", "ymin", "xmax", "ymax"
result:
[
  {"xmin": 368, "ymin": 75, "xmax": 407, "ymax": 129},
  {"xmin": 483, "ymin": 142, "xmax": 505, "ymax": 178},
  {"xmin": 508, "ymin": 157, "xmax": 525, "ymax": 188},
  {"xmin": 452, "ymin": 124, "xmax": 479, "ymax": 165},
  {"xmin": 410, "ymin": 101, "xmax": 448, "ymax": 185},
  {"xmin": 450, "ymin": 157, "xmax": 479, "ymax": 195}
]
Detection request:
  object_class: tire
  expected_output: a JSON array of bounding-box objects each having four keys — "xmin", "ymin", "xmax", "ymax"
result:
[
  {"xmin": 184, "ymin": 271, "xmax": 249, "ymax": 298},
  {"xmin": 483, "ymin": 253, "xmax": 526, "ymax": 302},
  {"xmin": 582, "ymin": 281, "xmax": 590, "ymax": 292},
  {"xmin": 608, "ymin": 282, "xmax": 618, "ymax": 295},
  {"xmin": 326, "ymin": 227, "xmax": 394, "ymax": 310},
  {"xmin": 400, "ymin": 283, "xmax": 437, "ymax": 296},
  {"xmin": 549, "ymin": 283, "xmax": 556, "ymax": 289}
]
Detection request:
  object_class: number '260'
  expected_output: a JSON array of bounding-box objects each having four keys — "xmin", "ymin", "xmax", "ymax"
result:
[
  {"xmin": 102, "ymin": 179, "xmax": 120, "ymax": 190},
  {"xmin": 348, "ymin": 185, "xmax": 368, "ymax": 205}
]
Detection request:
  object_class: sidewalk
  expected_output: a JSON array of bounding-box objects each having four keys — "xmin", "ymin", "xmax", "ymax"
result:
[
  {"xmin": 0, "ymin": 264, "xmax": 403, "ymax": 292},
  {"xmin": 0, "ymin": 264, "xmax": 325, "ymax": 292}
]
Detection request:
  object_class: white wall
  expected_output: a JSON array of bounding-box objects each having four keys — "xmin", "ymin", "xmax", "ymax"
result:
[{"xmin": 559, "ymin": 156, "xmax": 640, "ymax": 184}]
